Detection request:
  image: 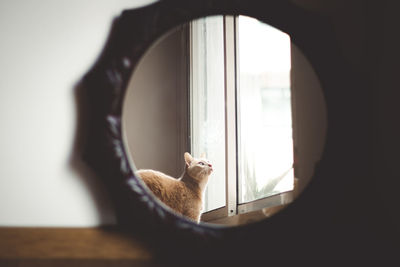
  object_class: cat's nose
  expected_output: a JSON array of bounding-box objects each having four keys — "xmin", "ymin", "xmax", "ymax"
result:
[{"xmin": 208, "ymin": 163, "xmax": 212, "ymax": 167}]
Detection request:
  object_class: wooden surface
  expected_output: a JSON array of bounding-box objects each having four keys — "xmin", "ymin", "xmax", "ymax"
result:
[{"xmin": 0, "ymin": 227, "xmax": 159, "ymax": 267}]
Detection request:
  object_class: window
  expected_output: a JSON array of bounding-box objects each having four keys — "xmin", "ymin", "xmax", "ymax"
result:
[
  {"xmin": 237, "ymin": 16, "xmax": 294, "ymax": 204},
  {"xmin": 190, "ymin": 16, "xmax": 226, "ymax": 212},
  {"xmin": 190, "ymin": 15, "xmax": 294, "ymax": 222}
]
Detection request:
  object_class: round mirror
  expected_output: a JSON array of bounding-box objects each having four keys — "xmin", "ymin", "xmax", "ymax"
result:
[{"xmin": 121, "ymin": 15, "xmax": 327, "ymax": 226}]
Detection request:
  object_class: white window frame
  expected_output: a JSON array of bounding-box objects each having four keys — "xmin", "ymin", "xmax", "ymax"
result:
[{"xmin": 189, "ymin": 15, "xmax": 296, "ymax": 223}]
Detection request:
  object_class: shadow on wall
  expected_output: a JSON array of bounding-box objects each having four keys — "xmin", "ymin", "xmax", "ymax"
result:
[{"xmin": 68, "ymin": 80, "xmax": 117, "ymax": 226}]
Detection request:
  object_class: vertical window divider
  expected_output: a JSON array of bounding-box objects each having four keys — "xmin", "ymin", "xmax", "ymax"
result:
[
  {"xmin": 181, "ymin": 23, "xmax": 190, "ymax": 166},
  {"xmin": 188, "ymin": 21, "xmax": 194, "ymax": 155},
  {"xmin": 224, "ymin": 15, "xmax": 238, "ymax": 216}
]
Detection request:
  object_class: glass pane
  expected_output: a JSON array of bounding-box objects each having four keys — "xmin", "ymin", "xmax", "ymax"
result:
[
  {"xmin": 190, "ymin": 16, "xmax": 226, "ymax": 212},
  {"xmin": 237, "ymin": 16, "xmax": 294, "ymax": 204}
]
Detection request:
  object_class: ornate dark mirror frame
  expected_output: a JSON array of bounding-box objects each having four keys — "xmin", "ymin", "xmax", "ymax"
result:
[{"xmin": 79, "ymin": 0, "xmax": 363, "ymax": 264}]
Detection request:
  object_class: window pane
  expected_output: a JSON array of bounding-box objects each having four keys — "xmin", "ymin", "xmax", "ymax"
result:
[
  {"xmin": 190, "ymin": 16, "xmax": 226, "ymax": 212},
  {"xmin": 237, "ymin": 16, "xmax": 294, "ymax": 204}
]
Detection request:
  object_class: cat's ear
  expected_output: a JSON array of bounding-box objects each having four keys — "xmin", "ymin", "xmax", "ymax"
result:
[{"xmin": 184, "ymin": 152, "xmax": 193, "ymax": 167}]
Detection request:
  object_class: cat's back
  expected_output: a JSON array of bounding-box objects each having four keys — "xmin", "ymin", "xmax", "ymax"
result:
[
  {"xmin": 136, "ymin": 169, "xmax": 177, "ymax": 182},
  {"xmin": 137, "ymin": 168, "xmax": 208, "ymax": 222},
  {"xmin": 136, "ymin": 169, "xmax": 181, "ymax": 197}
]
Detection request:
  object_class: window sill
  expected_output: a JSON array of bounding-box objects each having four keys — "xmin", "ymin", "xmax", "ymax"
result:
[
  {"xmin": 203, "ymin": 198, "xmax": 291, "ymax": 226},
  {"xmin": 202, "ymin": 178, "xmax": 299, "ymax": 226}
]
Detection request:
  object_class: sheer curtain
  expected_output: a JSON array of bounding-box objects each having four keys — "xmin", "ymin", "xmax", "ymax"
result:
[
  {"xmin": 237, "ymin": 16, "xmax": 294, "ymax": 203},
  {"xmin": 190, "ymin": 16, "xmax": 226, "ymax": 212}
]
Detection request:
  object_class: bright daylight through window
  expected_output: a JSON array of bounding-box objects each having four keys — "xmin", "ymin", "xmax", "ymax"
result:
[
  {"xmin": 190, "ymin": 15, "xmax": 293, "ymax": 216},
  {"xmin": 237, "ymin": 16, "xmax": 293, "ymax": 204}
]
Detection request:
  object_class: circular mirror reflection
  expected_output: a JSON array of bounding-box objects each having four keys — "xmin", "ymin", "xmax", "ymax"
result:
[{"xmin": 122, "ymin": 15, "xmax": 327, "ymax": 226}]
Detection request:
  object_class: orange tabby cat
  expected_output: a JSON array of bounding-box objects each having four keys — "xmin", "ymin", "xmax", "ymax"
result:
[{"xmin": 136, "ymin": 152, "xmax": 213, "ymax": 223}]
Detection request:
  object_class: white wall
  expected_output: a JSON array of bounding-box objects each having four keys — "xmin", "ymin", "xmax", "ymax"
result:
[{"xmin": 0, "ymin": 0, "xmax": 156, "ymax": 226}]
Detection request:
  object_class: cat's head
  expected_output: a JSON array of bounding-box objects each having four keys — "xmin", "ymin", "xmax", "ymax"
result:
[{"xmin": 184, "ymin": 152, "xmax": 213, "ymax": 178}]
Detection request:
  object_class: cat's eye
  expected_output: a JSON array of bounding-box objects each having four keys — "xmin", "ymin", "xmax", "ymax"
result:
[{"xmin": 121, "ymin": 14, "xmax": 326, "ymax": 226}]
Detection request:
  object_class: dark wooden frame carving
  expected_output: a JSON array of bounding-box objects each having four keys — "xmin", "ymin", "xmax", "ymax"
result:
[{"xmin": 79, "ymin": 0, "xmax": 365, "ymax": 265}]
